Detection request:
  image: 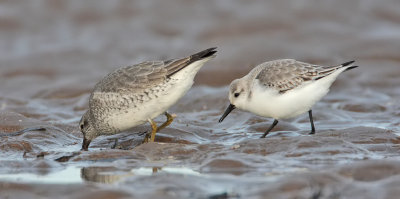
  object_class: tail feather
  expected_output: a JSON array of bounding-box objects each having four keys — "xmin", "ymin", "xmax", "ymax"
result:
[
  {"xmin": 341, "ymin": 60, "xmax": 355, "ymax": 66},
  {"xmin": 166, "ymin": 47, "xmax": 217, "ymax": 78},
  {"xmin": 341, "ymin": 60, "xmax": 358, "ymax": 72},
  {"xmin": 315, "ymin": 60, "xmax": 357, "ymax": 80},
  {"xmin": 189, "ymin": 47, "xmax": 217, "ymax": 63},
  {"xmin": 345, "ymin": 65, "xmax": 358, "ymax": 72}
]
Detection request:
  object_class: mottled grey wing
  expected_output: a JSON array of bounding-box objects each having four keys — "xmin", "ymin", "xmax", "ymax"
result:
[
  {"xmin": 93, "ymin": 61, "xmax": 169, "ymax": 93},
  {"xmin": 91, "ymin": 47, "xmax": 217, "ymax": 93},
  {"xmin": 255, "ymin": 59, "xmax": 342, "ymax": 93},
  {"xmin": 88, "ymin": 60, "xmax": 188, "ymax": 121},
  {"xmin": 88, "ymin": 47, "xmax": 217, "ymax": 122}
]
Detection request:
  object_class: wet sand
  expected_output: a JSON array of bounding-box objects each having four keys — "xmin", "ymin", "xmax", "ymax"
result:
[{"xmin": 1, "ymin": 0, "xmax": 400, "ymax": 198}]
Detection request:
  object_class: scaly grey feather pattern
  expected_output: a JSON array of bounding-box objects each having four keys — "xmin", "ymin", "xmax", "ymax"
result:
[
  {"xmin": 93, "ymin": 60, "xmax": 177, "ymax": 94},
  {"xmin": 86, "ymin": 48, "xmax": 217, "ymax": 133},
  {"xmin": 92, "ymin": 47, "xmax": 217, "ymax": 94},
  {"xmin": 254, "ymin": 59, "xmax": 353, "ymax": 93}
]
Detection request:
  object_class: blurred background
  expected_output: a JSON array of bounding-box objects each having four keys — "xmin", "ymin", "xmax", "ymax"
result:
[{"xmin": 1, "ymin": 0, "xmax": 399, "ymax": 90}]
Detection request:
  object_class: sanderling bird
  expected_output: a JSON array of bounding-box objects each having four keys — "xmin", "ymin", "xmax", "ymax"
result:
[
  {"xmin": 80, "ymin": 47, "xmax": 217, "ymax": 150},
  {"xmin": 219, "ymin": 59, "xmax": 357, "ymax": 137}
]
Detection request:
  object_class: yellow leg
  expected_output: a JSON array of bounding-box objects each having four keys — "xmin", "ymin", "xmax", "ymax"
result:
[
  {"xmin": 142, "ymin": 112, "xmax": 176, "ymax": 143},
  {"xmin": 157, "ymin": 112, "xmax": 177, "ymax": 132},
  {"xmin": 152, "ymin": 167, "xmax": 162, "ymax": 173},
  {"xmin": 142, "ymin": 119, "xmax": 158, "ymax": 143},
  {"xmin": 148, "ymin": 119, "xmax": 158, "ymax": 142}
]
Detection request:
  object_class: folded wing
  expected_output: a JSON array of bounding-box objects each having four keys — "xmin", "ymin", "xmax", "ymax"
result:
[{"xmin": 255, "ymin": 59, "xmax": 355, "ymax": 93}]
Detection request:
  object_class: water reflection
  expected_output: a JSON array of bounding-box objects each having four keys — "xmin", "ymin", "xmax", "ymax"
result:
[
  {"xmin": 0, "ymin": 165, "xmax": 204, "ymax": 184},
  {"xmin": 80, "ymin": 166, "xmax": 202, "ymax": 183},
  {"xmin": 0, "ymin": 166, "xmax": 82, "ymax": 184},
  {"xmin": 80, "ymin": 166, "xmax": 132, "ymax": 184}
]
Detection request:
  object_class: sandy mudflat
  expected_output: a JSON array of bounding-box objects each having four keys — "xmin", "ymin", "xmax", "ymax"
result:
[{"xmin": 1, "ymin": 1, "xmax": 400, "ymax": 198}]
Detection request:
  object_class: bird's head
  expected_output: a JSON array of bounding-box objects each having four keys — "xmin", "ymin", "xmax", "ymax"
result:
[
  {"xmin": 80, "ymin": 111, "xmax": 96, "ymax": 151},
  {"xmin": 219, "ymin": 78, "xmax": 249, "ymax": 122}
]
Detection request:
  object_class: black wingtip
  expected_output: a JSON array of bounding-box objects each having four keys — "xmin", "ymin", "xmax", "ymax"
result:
[
  {"xmin": 190, "ymin": 47, "xmax": 217, "ymax": 62},
  {"xmin": 344, "ymin": 65, "xmax": 358, "ymax": 71},
  {"xmin": 342, "ymin": 60, "xmax": 355, "ymax": 66}
]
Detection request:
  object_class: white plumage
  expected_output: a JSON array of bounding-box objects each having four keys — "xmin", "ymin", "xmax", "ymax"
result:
[{"xmin": 219, "ymin": 59, "xmax": 358, "ymax": 137}]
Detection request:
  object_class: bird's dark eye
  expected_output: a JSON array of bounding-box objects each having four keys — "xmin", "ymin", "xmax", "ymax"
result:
[
  {"xmin": 80, "ymin": 120, "xmax": 87, "ymax": 130},
  {"xmin": 234, "ymin": 93, "xmax": 240, "ymax": 97}
]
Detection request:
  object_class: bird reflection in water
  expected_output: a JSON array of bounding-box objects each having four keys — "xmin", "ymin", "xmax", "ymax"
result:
[{"xmin": 80, "ymin": 166, "xmax": 163, "ymax": 183}]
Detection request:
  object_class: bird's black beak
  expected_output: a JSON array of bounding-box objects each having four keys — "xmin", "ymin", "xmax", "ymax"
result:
[
  {"xmin": 219, "ymin": 104, "xmax": 236, "ymax": 123},
  {"xmin": 81, "ymin": 137, "xmax": 91, "ymax": 151}
]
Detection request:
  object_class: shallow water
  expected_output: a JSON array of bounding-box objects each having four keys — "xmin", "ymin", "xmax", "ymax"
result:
[{"xmin": 1, "ymin": 0, "xmax": 400, "ymax": 198}]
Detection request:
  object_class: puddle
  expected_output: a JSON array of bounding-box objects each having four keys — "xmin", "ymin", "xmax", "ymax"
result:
[
  {"xmin": 0, "ymin": 165, "xmax": 205, "ymax": 184},
  {"xmin": 81, "ymin": 166, "xmax": 205, "ymax": 184},
  {"xmin": 0, "ymin": 166, "xmax": 83, "ymax": 184}
]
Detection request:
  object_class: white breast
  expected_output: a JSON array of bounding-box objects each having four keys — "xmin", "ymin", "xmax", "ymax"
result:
[{"xmin": 247, "ymin": 67, "xmax": 347, "ymax": 119}]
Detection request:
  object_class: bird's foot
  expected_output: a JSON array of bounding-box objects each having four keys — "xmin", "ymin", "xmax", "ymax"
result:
[
  {"xmin": 111, "ymin": 138, "xmax": 132, "ymax": 150},
  {"xmin": 157, "ymin": 112, "xmax": 176, "ymax": 132},
  {"xmin": 148, "ymin": 119, "xmax": 158, "ymax": 142},
  {"xmin": 142, "ymin": 131, "xmax": 152, "ymax": 144},
  {"xmin": 111, "ymin": 138, "xmax": 120, "ymax": 149},
  {"xmin": 142, "ymin": 113, "xmax": 177, "ymax": 144}
]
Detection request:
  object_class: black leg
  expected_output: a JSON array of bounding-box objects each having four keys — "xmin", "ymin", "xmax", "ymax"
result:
[
  {"xmin": 309, "ymin": 110, "xmax": 316, "ymax": 134},
  {"xmin": 111, "ymin": 138, "xmax": 119, "ymax": 149},
  {"xmin": 260, "ymin": 119, "xmax": 279, "ymax": 138}
]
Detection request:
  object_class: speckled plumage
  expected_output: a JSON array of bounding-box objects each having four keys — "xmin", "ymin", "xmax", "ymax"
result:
[
  {"xmin": 80, "ymin": 48, "xmax": 217, "ymax": 150},
  {"xmin": 88, "ymin": 62, "xmax": 175, "ymax": 134}
]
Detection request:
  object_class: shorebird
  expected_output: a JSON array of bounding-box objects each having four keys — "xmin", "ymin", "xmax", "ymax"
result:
[
  {"xmin": 219, "ymin": 59, "xmax": 357, "ymax": 137},
  {"xmin": 80, "ymin": 48, "xmax": 217, "ymax": 150}
]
